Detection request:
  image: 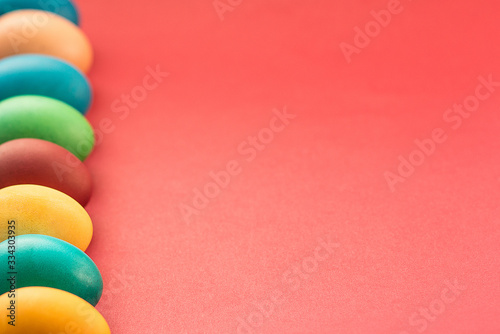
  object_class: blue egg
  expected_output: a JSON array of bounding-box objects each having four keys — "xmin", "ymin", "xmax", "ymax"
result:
[
  {"xmin": 0, "ymin": 0, "xmax": 79, "ymax": 25},
  {"xmin": 0, "ymin": 54, "xmax": 92, "ymax": 115},
  {"xmin": 0, "ymin": 234, "xmax": 103, "ymax": 306}
]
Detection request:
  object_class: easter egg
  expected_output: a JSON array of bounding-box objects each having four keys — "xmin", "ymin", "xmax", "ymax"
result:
[
  {"xmin": 0, "ymin": 9, "xmax": 92, "ymax": 72},
  {"xmin": 0, "ymin": 184, "xmax": 93, "ymax": 251},
  {"xmin": 0, "ymin": 138, "xmax": 92, "ymax": 205},
  {"xmin": 0, "ymin": 287, "xmax": 111, "ymax": 333},
  {"xmin": 0, "ymin": 95, "xmax": 95, "ymax": 161},
  {"xmin": 0, "ymin": 54, "xmax": 92, "ymax": 114},
  {"xmin": 0, "ymin": 235, "xmax": 103, "ymax": 305},
  {"xmin": 0, "ymin": 0, "xmax": 79, "ymax": 25}
]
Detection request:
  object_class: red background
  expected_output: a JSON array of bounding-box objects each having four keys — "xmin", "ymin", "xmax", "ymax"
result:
[{"xmin": 79, "ymin": 0, "xmax": 500, "ymax": 333}]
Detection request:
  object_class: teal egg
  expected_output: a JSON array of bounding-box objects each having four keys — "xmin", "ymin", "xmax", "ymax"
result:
[
  {"xmin": 0, "ymin": 234, "xmax": 103, "ymax": 306},
  {"xmin": 0, "ymin": 0, "xmax": 79, "ymax": 25},
  {"xmin": 0, "ymin": 54, "xmax": 92, "ymax": 114}
]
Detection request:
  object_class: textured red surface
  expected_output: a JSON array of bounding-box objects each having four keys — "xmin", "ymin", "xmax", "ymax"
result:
[{"xmin": 80, "ymin": 1, "xmax": 500, "ymax": 333}]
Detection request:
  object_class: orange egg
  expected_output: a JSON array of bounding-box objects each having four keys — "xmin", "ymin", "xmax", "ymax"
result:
[
  {"xmin": 0, "ymin": 287, "xmax": 110, "ymax": 333},
  {"xmin": 0, "ymin": 10, "xmax": 93, "ymax": 72}
]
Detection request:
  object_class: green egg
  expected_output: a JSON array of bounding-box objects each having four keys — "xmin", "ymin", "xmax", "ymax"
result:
[
  {"xmin": 0, "ymin": 234, "xmax": 103, "ymax": 306},
  {"xmin": 0, "ymin": 95, "xmax": 94, "ymax": 160}
]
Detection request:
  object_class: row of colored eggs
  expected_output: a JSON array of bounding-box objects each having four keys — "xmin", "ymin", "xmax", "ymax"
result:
[{"xmin": 0, "ymin": 1, "xmax": 110, "ymax": 332}]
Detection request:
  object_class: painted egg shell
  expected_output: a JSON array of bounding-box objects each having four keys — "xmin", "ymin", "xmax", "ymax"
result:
[
  {"xmin": 0, "ymin": 95, "xmax": 95, "ymax": 161},
  {"xmin": 0, "ymin": 0, "xmax": 79, "ymax": 25},
  {"xmin": 0, "ymin": 138, "xmax": 92, "ymax": 205},
  {"xmin": 0, "ymin": 184, "xmax": 93, "ymax": 251},
  {"xmin": 0, "ymin": 234, "xmax": 103, "ymax": 305},
  {"xmin": 0, "ymin": 54, "xmax": 92, "ymax": 114},
  {"xmin": 0, "ymin": 9, "xmax": 92, "ymax": 72},
  {"xmin": 0, "ymin": 287, "xmax": 110, "ymax": 333}
]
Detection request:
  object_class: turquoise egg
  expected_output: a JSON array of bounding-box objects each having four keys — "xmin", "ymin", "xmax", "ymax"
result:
[
  {"xmin": 0, "ymin": 234, "xmax": 103, "ymax": 306},
  {"xmin": 0, "ymin": 0, "xmax": 79, "ymax": 25},
  {"xmin": 0, "ymin": 54, "xmax": 92, "ymax": 114}
]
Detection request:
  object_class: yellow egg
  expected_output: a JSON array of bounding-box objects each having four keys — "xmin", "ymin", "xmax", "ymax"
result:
[
  {"xmin": 0, "ymin": 9, "xmax": 93, "ymax": 72},
  {"xmin": 0, "ymin": 184, "xmax": 93, "ymax": 251},
  {"xmin": 0, "ymin": 287, "xmax": 110, "ymax": 334}
]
